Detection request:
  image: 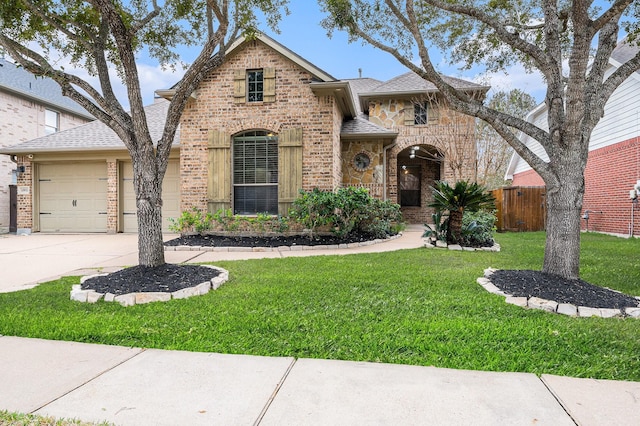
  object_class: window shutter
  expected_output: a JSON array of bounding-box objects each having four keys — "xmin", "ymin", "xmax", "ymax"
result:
[
  {"xmin": 233, "ymin": 70, "xmax": 246, "ymax": 104},
  {"xmin": 404, "ymin": 102, "xmax": 415, "ymax": 126},
  {"xmin": 263, "ymin": 67, "xmax": 276, "ymax": 103},
  {"xmin": 428, "ymin": 102, "xmax": 439, "ymax": 124},
  {"xmin": 278, "ymin": 127, "xmax": 303, "ymax": 216},
  {"xmin": 208, "ymin": 130, "xmax": 232, "ymax": 212}
]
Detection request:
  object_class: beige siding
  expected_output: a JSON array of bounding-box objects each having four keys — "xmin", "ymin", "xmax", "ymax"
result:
[{"xmin": 121, "ymin": 160, "xmax": 181, "ymax": 233}]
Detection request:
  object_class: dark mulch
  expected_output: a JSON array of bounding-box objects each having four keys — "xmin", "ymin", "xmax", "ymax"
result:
[
  {"xmin": 490, "ymin": 269, "xmax": 640, "ymax": 309},
  {"xmin": 81, "ymin": 264, "xmax": 220, "ymax": 296},
  {"xmin": 163, "ymin": 232, "xmax": 383, "ymax": 248}
]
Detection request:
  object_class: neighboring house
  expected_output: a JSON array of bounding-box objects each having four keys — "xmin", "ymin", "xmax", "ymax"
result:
[
  {"xmin": 0, "ymin": 57, "xmax": 93, "ymax": 233},
  {"xmin": 1, "ymin": 35, "xmax": 486, "ymax": 234},
  {"xmin": 506, "ymin": 40, "xmax": 640, "ymax": 237}
]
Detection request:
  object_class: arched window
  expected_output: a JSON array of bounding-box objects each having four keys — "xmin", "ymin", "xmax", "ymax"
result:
[{"xmin": 233, "ymin": 130, "xmax": 278, "ymax": 215}]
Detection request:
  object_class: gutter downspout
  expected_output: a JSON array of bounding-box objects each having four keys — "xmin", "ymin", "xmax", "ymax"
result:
[{"xmin": 383, "ymin": 142, "xmax": 397, "ymax": 201}]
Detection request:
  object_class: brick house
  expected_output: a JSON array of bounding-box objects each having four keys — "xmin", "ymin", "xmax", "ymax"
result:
[
  {"xmin": 1, "ymin": 35, "xmax": 486, "ymax": 234},
  {"xmin": 0, "ymin": 57, "xmax": 93, "ymax": 233},
  {"xmin": 506, "ymin": 41, "xmax": 640, "ymax": 237}
]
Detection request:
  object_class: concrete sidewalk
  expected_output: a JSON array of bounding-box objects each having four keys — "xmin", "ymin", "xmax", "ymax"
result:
[
  {"xmin": 0, "ymin": 336, "xmax": 638, "ymax": 425},
  {"xmin": 2, "ymin": 230, "xmax": 640, "ymax": 425}
]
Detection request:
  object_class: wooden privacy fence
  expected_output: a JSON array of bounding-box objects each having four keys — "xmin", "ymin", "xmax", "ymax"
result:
[{"xmin": 492, "ymin": 186, "xmax": 546, "ymax": 232}]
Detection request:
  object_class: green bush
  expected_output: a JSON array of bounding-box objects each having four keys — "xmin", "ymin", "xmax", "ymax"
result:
[
  {"xmin": 357, "ymin": 196, "xmax": 404, "ymax": 239},
  {"xmin": 169, "ymin": 208, "xmax": 291, "ymax": 235},
  {"xmin": 459, "ymin": 210, "xmax": 497, "ymax": 247},
  {"xmin": 289, "ymin": 187, "xmax": 403, "ymax": 239},
  {"xmin": 168, "ymin": 207, "xmax": 213, "ymax": 234},
  {"xmin": 423, "ymin": 211, "xmax": 448, "ymax": 242}
]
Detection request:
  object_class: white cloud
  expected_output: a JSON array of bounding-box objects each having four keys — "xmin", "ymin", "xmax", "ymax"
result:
[{"xmin": 476, "ymin": 64, "xmax": 546, "ymax": 104}]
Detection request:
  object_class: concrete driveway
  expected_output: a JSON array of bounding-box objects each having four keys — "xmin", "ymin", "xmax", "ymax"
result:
[
  {"xmin": 0, "ymin": 233, "xmax": 144, "ymax": 293},
  {"xmin": 0, "ymin": 229, "xmax": 426, "ymax": 293}
]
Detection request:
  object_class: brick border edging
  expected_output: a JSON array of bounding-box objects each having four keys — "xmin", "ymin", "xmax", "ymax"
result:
[
  {"xmin": 70, "ymin": 265, "xmax": 230, "ymax": 307},
  {"xmin": 164, "ymin": 233, "xmax": 402, "ymax": 252},
  {"xmin": 478, "ymin": 268, "xmax": 640, "ymax": 319}
]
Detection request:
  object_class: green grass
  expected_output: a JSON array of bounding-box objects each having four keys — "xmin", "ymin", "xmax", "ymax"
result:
[
  {"xmin": 0, "ymin": 410, "xmax": 112, "ymax": 425},
  {"xmin": 1, "ymin": 232, "xmax": 639, "ymax": 381}
]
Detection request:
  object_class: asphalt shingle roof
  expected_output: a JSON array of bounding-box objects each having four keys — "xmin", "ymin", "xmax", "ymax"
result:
[
  {"xmin": 341, "ymin": 114, "xmax": 397, "ymax": 137},
  {"xmin": 0, "ymin": 58, "xmax": 93, "ymax": 119},
  {"xmin": 0, "ymin": 99, "xmax": 176, "ymax": 154},
  {"xmin": 368, "ymin": 71, "xmax": 487, "ymax": 94}
]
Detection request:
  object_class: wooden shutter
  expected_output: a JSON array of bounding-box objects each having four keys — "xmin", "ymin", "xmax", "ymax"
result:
[
  {"xmin": 233, "ymin": 69, "xmax": 246, "ymax": 104},
  {"xmin": 263, "ymin": 67, "xmax": 276, "ymax": 103},
  {"xmin": 278, "ymin": 127, "xmax": 303, "ymax": 216},
  {"xmin": 404, "ymin": 101, "xmax": 415, "ymax": 126},
  {"xmin": 207, "ymin": 130, "xmax": 231, "ymax": 212},
  {"xmin": 428, "ymin": 102, "xmax": 440, "ymax": 124}
]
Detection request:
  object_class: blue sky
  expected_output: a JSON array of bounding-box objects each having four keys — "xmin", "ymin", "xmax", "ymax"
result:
[{"xmin": 130, "ymin": 1, "xmax": 547, "ymax": 106}]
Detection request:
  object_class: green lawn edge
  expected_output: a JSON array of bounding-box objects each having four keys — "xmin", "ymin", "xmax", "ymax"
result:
[{"xmin": 1, "ymin": 232, "xmax": 639, "ymax": 381}]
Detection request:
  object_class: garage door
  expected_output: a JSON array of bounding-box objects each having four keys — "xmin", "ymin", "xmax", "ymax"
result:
[
  {"xmin": 39, "ymin": 163, "xmax": 108, "ymax": 232},
  {"xmin": 122, "ymin": 160, "xmax": 180, "ymax": 233}
]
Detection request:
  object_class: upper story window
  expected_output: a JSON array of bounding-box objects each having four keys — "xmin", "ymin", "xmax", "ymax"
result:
[
  {"xmin": 414, "ymin": 102, "xmax": 428, "ymax": 125},
  {"xmin": 234, "ymin": 68, "xmax": 276, "ymax": 104},
  {"xmin": 45, "ymin": 109, "xmax": 59, "ymax": 134},
  {"xmin": 247, "ymin": 69, "xmax": 264, "ymax": 102}
]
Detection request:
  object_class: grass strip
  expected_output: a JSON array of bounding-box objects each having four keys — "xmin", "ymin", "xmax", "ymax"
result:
[{"xmin": 0, "ymin": 232, "xmax": 639, "ymax": 381}]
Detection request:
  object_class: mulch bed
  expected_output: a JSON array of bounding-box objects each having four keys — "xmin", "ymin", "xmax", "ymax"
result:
[
  {"xmin": 489, "ymin": 269, "xmax": 640, "ymax": 309},
  {"xmin": 163, "ymin": 232, "xmax": 383, "ymax": 248},
  {"xmin": 81, "ymin": 264, "xmax": 221, "ymax": 296}
]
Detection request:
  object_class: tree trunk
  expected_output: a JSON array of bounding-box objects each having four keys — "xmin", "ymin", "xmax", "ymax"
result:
[
  {"xmin": 542, "ymin": 165, "xmax": 585, "ymax": 280},
  {"xmin": 447, "ymin": 209, "xmax": 463, "ymax": 244},
  {"xmin": 134, "ymin": 153, "xmax": 166, "ymax": 267}
]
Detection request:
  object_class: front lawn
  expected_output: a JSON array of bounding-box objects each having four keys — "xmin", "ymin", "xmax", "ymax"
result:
[{"xmin": 1, "ymin": 232, "xmax": 639, "ymax": 381}]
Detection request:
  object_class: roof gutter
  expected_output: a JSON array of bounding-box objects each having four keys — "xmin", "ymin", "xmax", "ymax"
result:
[{"xmin": 310, "ymin": 81, "xmax": 357, "ymax": 119}]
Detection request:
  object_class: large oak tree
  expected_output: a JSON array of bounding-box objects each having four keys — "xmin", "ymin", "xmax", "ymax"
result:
[
  {"xmin": 0, "ymin": 0, "xmax": 287, "ymax": 267},
  {"xmin": 321, "ymin": 0, "xmax": 640, "ymax": 280}
]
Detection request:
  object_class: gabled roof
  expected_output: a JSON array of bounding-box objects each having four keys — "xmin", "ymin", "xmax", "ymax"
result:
[
  {"xmin": 0, "ymin": 58, "xmax": 94, "ymax": 120},
  {"xmin": 227, "ymin": 34, "xmax": 337, "ymax": 82},
  {"xmin": 356, "ymin": 72, "xmax": 489, "ymax": 113},
  {"xmin": 0, "ymin": 99, "xmax": 176, "ymax": 154},
  {"xmin": 366, "ymin": 72, "xmax": 488, "ymax": 95}
]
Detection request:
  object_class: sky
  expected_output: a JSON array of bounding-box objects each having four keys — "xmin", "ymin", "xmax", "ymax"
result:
[{"xmin": 123, "ymin": 1, "xmax": 548, "ymax": 107}]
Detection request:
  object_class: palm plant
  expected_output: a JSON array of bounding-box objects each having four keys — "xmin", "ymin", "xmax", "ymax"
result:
[{"xmin": 429, "ymin": 181, "xmax": 495, "ymax": 244}]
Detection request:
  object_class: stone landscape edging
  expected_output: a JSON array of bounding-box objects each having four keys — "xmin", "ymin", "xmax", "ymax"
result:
[
  {"xmin": 70, "ymin": 265, "xmax": 229, "ymax": 307},
  {"xmin": 478, "ymin": 268, "xmax": 640, "ymax": 319},
  {"xmin": 164, "ymin": 233, "xmax": 402, "ymax": 252},
  {"xmin": 424, "ymin": 239, "xmax": 501, "ymax": 252}
]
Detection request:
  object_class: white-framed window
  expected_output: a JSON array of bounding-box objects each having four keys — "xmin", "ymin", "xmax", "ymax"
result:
[
  {"xmin": 232, "ymin": 130, "xmax": 278, "ymax": 215},
  {"xmin": 45, "ymin": 109, "xmax": 59, "ymax": 134}
]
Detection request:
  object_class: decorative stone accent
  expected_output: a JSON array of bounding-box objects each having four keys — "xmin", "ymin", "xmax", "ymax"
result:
[
  {"xmin": 72, "ymin": 265, "xmax": 229, "ymax": 307},
  {"xmin": 557, "ymin": 303, "xmax": 578, "ymax": 317},
  {"xmin": 448, "ymin": 244, "xmax": 462, "ymax": 251},
  {"xmin": 505, "ymin": 296, "xmax": 528, "ymax": 307},
  {"xmin": 528, "ymin": 297, "xmax": 558, "ymax": 313},
  {"xmin": 477, "ymin": 268, "xmax": 639, "ymax": 319},
  {"xmin": 626, "ymin": 307, "xmax": 640, "ymax": 318}
]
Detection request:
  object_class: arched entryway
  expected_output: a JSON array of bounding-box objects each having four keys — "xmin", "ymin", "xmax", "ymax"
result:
[{"xmin": 395, "ymin": 145, "xmax": 443, "ymax": 223}]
